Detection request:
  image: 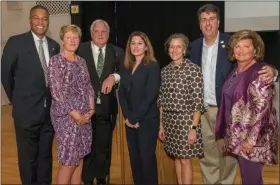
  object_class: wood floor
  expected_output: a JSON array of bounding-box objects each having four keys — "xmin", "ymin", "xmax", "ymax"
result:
[{"xmin": 1, "ymin": 105, "xmax": 279, "ymax": 184}]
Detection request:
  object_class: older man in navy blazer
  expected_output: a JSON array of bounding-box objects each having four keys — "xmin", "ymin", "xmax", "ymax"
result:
[
  {"xmin": 1, "ymin": 5, "xmax": 60, "ymax": 185},
  {"xmin": 189, "ymin": 4, "xmax": 277, "ymax": 184}
]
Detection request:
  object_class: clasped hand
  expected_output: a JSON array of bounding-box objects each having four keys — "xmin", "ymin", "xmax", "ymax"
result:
[
  {"xmin": 241, "ymin": 140, "xmax": 253, "ymax": 154},
  {"xmin": 75, "ymin": 110, "xmax": 95, "ymax": 125},
  {"xmin": 125, "ymin": 119, "xmax": 140, "ymax": 129}
]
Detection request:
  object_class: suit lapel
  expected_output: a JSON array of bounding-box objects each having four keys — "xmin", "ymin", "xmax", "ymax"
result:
[
  {"xmin": 197, "ymin": 38, "xmax": 203, "ymax": 67},
  {"xmin": 85, "ymin": 42, "xmax": 99, "ymax": 81},
  {"xmin": 101, "ymin": 45, "xmax": 114, "ymax": 79},
  {"xmin": 216, "ymin": 33, "xmax": 227, "ymax": 76},
  {"xmin": 26, "ymin": 31, "xmax": 41, "ymax": 63},
  {"xmin": 25, "ymin": 31, "xmax": 47, "ymax": 83},
  {"xmin": 46, "ymin": 37, "xmax": 56, "ymax": 58}
]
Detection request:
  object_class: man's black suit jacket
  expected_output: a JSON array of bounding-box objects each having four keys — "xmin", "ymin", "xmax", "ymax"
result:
[
  {"xmin": 77, "ymin": 42, "xmax": 125, "ymax": 118},
  {"xmin": 1, "ymin": 31, "xmax": 60, "ymax": 121},
  {"xmin": 189, "ymin": 32, "xmax": 235, "ymax": 107}
]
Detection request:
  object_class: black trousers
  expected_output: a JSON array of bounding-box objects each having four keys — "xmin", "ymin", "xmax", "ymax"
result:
[
  {"xmin": 126, "ymin": 117, "xmax": 159, "ymax": 185},
  {"xmin": 82, "ymin": 107, "xmax": 113, "ymax": 183},
  {"xmin": 14, "ymin": 118, "xmax": 54, "ymax": 185}
]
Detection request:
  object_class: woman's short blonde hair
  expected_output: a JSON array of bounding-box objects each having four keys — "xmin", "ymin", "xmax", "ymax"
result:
[
  {"xmin": 59, "ymin": 24, "xmax": 82, "ymax": 40},
  {"xmin": 228, "ymin": 29, "xmax": 265, "ymax": 62}
]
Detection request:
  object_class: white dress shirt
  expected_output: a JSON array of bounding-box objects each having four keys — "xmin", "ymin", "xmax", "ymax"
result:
[
  {"xmin": 90, "ymin": 42, "xmax": 120, "ymax": 83},
  {"xmin": 31, "ymin": 31, "xmax": 50, "ymax": 66},
  {"xmin": 201, "ymin": 32, "xmax": 219, "ymax": 106}
]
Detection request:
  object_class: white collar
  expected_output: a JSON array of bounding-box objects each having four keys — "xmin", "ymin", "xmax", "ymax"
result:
[
  {"xmin": 91, "ymin": 42, "xmax": 106, "ymax": 53},
  {"xmin": 203, "ymin": 31, "xmax": 219, "ymax": 47},
  {"xmin": 31, "ymin": 31, "xmax": 47, "ymax": 43}
]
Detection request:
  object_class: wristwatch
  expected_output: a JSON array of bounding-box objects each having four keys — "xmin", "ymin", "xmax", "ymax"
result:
[{"xmin": 190, "ymin": 125, "xmax": 197, "ymax": 130}]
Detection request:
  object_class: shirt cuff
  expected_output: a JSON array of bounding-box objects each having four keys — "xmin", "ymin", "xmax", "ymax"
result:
[{"xmin": 112, "ymin": 73, "xmax": 120, "ymax": 84}]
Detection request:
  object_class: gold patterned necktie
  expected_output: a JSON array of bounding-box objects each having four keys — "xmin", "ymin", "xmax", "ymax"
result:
[
  {"xmin": 38, "ymin": 39, "xmax": 48, "ymax": 86},
  {"xmin": 97, "ymin": 48, "xmax": 104, "ymax": 77}
]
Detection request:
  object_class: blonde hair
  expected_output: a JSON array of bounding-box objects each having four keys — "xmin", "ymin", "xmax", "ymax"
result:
[
  {"xmin": 59, "ymin": 24, "xmax": 82, "ymax": 40},
  {"xmin": 124, "ymin": 31, "xmax": 157, "ymax": 69},
  {"xmin": 228, "ymin": 29, "xmax": 265, "ymax": 62}
]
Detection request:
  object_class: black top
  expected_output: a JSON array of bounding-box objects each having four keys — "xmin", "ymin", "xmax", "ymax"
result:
[{"xmin": 119, "ymin": 61, "xmax": 160, "ymax": 124}]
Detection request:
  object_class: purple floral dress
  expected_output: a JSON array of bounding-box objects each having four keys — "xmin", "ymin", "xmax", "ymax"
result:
[{"xmin": 48, "ymin": 54, "xmax": 94, "ymax": 166}]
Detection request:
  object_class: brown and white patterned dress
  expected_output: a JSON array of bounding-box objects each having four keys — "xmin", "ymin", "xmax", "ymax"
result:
[{"xmin": 158, "ymin": 59, "xmax": 204, "ymax": 158}]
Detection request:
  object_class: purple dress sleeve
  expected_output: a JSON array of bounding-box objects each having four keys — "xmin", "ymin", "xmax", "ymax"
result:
[
  {"xmin": 246, "ymin": 78, "xmax": 274, "ymax": 146},
  {"xmin": 48, "ymin": 56, "xmax": 74, "ymax": 115}
]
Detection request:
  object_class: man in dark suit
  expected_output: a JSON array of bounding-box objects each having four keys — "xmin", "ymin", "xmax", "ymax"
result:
[
  {"xmin": 77, "ymin": 19, "xmax": 125, "ymax": 185},
  {"xmin": 189, "ymin": 4, "xmax": 277, "ymax": 184},
  {"xmin": 1, "ymin": 5, "xmax": 60, "ymax": 185}
]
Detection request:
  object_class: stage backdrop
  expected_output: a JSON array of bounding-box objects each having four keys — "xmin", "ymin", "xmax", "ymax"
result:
[{"xmin": 71, "ymin": 1, "xmax": 225, "ymax": 68}]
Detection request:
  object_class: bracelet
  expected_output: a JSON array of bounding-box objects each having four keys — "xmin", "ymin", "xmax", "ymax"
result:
[{"xmin": 89, "ymin": 109, "xmax": 94, "ymax": 111}]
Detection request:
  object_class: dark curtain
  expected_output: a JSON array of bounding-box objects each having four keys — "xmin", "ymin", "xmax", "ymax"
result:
[
  {"xmin": 74, "ymin": 1, "xmax": 279, "ymax": 69},
  {"xmin": 74, "ymin": 1, "xmax": 224, "ymax": 68},
  {"xmin": 258, "ymin": 31, "xmax": 280, "ymax": 70},
  {"xmin": 115, "ymin": 1, "xmax": 224, "ymax": 67}
]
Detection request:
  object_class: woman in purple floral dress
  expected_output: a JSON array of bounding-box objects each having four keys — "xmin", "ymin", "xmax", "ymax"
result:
[
  {"xmin": 48, "ymin": 25, "xmax": 95, "ymax": 184},
  {"xmin": 216, "ymin": 30, "xmax": 278, "ymax": 185}
]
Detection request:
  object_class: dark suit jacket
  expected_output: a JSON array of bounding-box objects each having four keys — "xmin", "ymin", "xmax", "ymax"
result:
[
  {"xmin": 1, "ymin": 31, "xmax": 60, "ymax": 121},
  {"xmin": 189, "ymin": 32, "xmax": 235, "ymax": 107},
  {"xmin": 119, "ymin": 62, "xmax": 160, "ymax": 124},
  {"xmin": 77, "ymin": 42, "xmax": 125, "ymax": 118}
]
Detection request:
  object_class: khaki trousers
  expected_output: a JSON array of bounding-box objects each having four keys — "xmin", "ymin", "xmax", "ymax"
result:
[{"xmin": 200, "ymin": 106, "xmax": 238, "ymax": 184}]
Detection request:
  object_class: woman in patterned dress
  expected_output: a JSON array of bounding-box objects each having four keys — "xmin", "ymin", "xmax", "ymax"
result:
[
  {"xmin": 158, "ymin": 33, "xmax": 204, "ymax": 184},
  {"xmin": 216, "ymin": 30, "xmax": 278, "ymax": 184},
  {"xmin": 48, "ymin": 25, "xmax": 95, "ymax": 184}
]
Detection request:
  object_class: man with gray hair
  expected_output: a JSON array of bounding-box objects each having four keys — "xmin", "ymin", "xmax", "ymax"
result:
[{"xmin": 77, "ymin": 19, "xmax": 125, "ymax": 185}]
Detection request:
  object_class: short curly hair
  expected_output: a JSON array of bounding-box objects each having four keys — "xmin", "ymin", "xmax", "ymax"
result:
[
  {"xmin": 59, "ymin": 24, "xmax": 82, "ymax": 40},
  {"xmin": 228, "ymin": 29, "xmax": 264, "ymax": 62},
  {"xmin": 164, "ymin": 33, "xmax": 190, "ymax": 57}
]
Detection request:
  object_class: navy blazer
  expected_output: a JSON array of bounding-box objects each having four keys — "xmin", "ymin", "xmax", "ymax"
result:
[
  {"xmin": 119, "ymin": 62, "xmax": 160, "ymax": 124},
  {"xmin": 1, "ymin": 31, "xmax": 60, "ymax": 121},
  {"xmin": 189, "ymin": 32, "xmax": 235, "ymax": 107}
]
